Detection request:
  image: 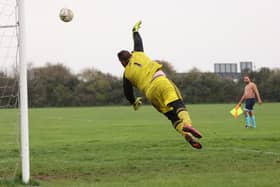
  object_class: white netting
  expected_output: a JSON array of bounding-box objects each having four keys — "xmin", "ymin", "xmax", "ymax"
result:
[
  {"xmin": 0, "ymin": 0, "xmax": 19, "ymax": 180},
  {"xmin": 0, "ymin": 0, "xmax": 18, "ymax": 108}
]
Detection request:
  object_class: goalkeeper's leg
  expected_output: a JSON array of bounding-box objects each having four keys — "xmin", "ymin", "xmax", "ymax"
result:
[
  {"xmin": 146, "ymin": 77, "xmax": 202, "ymax": 149},
  {"xmin": 164, "ymin": 99, "xmax": 202, "ymax": 149}
]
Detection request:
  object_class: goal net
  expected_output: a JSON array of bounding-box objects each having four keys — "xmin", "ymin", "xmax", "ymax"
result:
[{"xmin": 0, "ymin": 0, "xmax": 20, "ymax": 181}]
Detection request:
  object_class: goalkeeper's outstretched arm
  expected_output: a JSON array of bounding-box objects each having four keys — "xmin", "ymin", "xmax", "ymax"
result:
[
  {"xmin": 132, "ymin": 21, "xmax": 144, "ymax": 52},
  {"xmin": 133, "ymin": 32, "xmax": 144, "ymax": 52}
]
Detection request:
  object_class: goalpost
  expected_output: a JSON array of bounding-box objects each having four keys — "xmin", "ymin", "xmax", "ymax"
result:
[
  {"xmin": 0, "ymin": 0, "xmax": 30, "ymax": 183},
  {"xmin": 18, "ymin": 0, "xmax": 30, "ymax": 184}
]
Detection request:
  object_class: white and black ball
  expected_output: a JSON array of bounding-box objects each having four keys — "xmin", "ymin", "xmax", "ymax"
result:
[{"xmin": 59, "ymin": 8, "xmax": 74, "ymax": 22}]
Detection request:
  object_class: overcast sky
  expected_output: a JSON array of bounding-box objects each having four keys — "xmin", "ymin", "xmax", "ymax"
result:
[{"xmin": 24, "ymin": 0, "xmax": 280, "ymax": 76}]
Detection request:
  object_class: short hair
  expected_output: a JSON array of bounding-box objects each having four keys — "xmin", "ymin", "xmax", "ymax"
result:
[{"xmin": 117, "ymin": 50, "xmax": 132, "ymax": 63}]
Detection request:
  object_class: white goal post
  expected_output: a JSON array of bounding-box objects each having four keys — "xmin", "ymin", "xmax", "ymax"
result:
[{"xmin": 18, "ymin": 0, "xmax": 30, "ymax": 184}]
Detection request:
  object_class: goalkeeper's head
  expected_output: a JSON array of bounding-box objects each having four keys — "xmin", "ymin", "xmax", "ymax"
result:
[{"xmin": 118, "ymin": 50, "xmax": 132, "ymax": 67}]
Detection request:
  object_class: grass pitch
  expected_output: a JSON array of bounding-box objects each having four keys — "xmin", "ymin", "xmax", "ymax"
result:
[{"xmin": 0, "ymin": 103, "xmax": 280, "ymax": 187}]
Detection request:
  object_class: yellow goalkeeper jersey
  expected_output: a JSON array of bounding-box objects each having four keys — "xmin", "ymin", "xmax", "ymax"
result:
[{"xmin": 124, "ymin": 51, "xmax": 162, "ymax": 93}]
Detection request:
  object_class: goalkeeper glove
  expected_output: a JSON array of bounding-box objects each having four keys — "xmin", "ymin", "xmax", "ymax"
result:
[
  {"xmin": 133, "ymin": 97, "xmax": 142, "ymax": 111},
  {"xmin": 132, "ymin": 20, "xmax": 142, "ymax": 32}
]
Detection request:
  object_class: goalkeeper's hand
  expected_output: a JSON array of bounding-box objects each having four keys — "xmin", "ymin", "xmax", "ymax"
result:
[
  {"xmin": 132, "ymin": 20, "xmax": 142, "ymax": 32},
  {"xmin": 133, "ymin": 97, "xmax": 142, "ymax": 111}
]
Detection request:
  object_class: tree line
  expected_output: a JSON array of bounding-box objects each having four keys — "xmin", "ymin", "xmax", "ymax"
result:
[{"xmin": 0, "ymin": 61, "xmax": 279, "ymax": 108}]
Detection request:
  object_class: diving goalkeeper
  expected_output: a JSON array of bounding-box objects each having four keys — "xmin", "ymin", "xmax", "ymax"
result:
[{"xmin": 117, "ymin": 21, "xmax": 203, "ymax": 149}]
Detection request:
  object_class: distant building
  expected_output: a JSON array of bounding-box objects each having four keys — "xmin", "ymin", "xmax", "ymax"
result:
[
  {"xmin": 214, "ymin": 63, "xmax": 240, "ymax": 79},
  {"xmin": 240, "ymin": 61, "xmax": 253, "ymax": 73},
  {"xmin": 214, "ymin": 61, "xmax": 254, "ymax": 80}
]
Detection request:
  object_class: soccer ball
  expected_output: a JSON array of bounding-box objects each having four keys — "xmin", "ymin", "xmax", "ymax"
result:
[{"xmin": 59, "ymin": 8, "xmax": 74, "ymax": 22}]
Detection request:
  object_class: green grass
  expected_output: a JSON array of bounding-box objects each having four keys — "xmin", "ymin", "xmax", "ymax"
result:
[{"xmin": 0, "ymin": 103, "xmax": 280, "ymax": 187}]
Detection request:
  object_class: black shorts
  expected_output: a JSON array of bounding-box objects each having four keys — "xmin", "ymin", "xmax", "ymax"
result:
[{"xmin": 245, "ymin": 98, "xmax": 256, "ymax": 111}]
